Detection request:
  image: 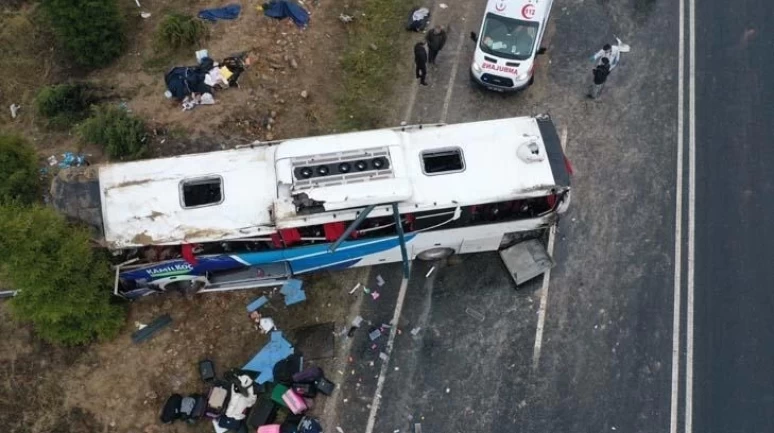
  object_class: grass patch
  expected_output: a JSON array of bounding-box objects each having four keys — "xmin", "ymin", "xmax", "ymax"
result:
[
  {"xmin": 35, "ymin": 83, "xmax": 96, "ymax": 129},
  {"xmin": 337, "ymin": 0, "xmax": 415, "ymax": 130},
  {"xmin": 155, "ymin": 13, "xmax": 208, "ymax": 51}
]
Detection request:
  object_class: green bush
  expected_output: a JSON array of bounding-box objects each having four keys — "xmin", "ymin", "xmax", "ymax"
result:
[
  {"xmin": 35, "ymin": 83, "xmax": 95, "ymax": 128},
  {"xmin": 79, "ymin": 106, "xmax": 147, "ymax": 160},
  {"xmin": 0, "ymin": 134, "xmax": 40, "ymax": 205},
  {"xmin": 0, "ymin": 204, "xmax": 125, "ymax": 346},
  {"xmin": 156, "ymin": 13, "xmax": 208, "ymax": 51},
  {"xmin": 42, "ymin": 0, "xmax": 125, "ymax": 68}
]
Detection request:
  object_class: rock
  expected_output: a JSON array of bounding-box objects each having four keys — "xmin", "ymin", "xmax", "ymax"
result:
[
  {"xmin": 266, "ymin": 133, "xmax": 274, "ymax": 141},
  {"xmin": 290, "ymin": 58, "xmax": 298, "ymax": 69},
  {"xmin": 300, "ymin": 90, "xmax": 309, "ymax": 99},
  {"xmin": 145, "ymin": 391, "xmax": 158, "ymax": 400},
  {"xmin": 271, "ymin": 110, "xmax": 277, "ymax": 117},
  {"xmin": 369, "ymin": 43, "xmax": 378, "ymax": 51}
]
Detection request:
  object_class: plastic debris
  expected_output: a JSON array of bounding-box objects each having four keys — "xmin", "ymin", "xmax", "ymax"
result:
[
  {"xmin": 414, "ymin": 423, "xmax": 422, "ymax": 433},
  {"xmin": 349, "ymin": 283, "xmax": 361, "ymax": 294},
  {"xmin": 439, "ymin": 3, "xmax": 448, "ymax": 8},
  {"xmin": 369, "ymin": 328, "xmax": 382, "ymax": 341},
  {"xmin": 371, "ymin": 291, "xmax": 380, "ymax": 300},
  {"xmin": 242, "ymin": 331, "xmax": 294, "ymax": 384},
  {"xmin": 425, "ymin": 266, "xmax": 435, "ymax": 278},
  {"xmin": 336, "ymin": 427, "xmax": 344, "ymax": 433},
  {"xmin": 259, "ymin": 317, "xmax": 277, "ymax": 333},
  {"xmin": 351, "ymin": 316, "xmax": 363, "ymax": 327},
  {"xmin": 134, "ymin": 321, "xmax": 147, "ymax": 330},
  {"xmin": 376, "ymin": 275, "xmax": 385, "ymax": 286},
  {"xmin": 379, "ymin": 352, "xmax": 389, "ymax": 361},
  {"xmin": 140, "ymin": 11, "xmax": 151, "ymax": 18},
  {"xmin": 9, "ymin": 104, "xmax": 20, "ymax": 119},
  {"xmin": 246, "ymin": 295, "xmax": 269, "ymax": 312},
  {"xmin": 281, "ymin": 279, "xmax": 306, "ymax": 305},
  {"xmin": 363, "ymin": 286, "xmax": 371, "ymax": 294},
  {"xmin": 465, "ymin": 307, "xmax": 485, "ymax": 322},
  {"xmin": 410, "ymin": 327, "xmax": 421, "ymax": 336}
]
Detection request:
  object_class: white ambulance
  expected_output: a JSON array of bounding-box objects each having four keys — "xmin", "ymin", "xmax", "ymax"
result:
[{"xmin": 470, "ymin": 0, "xmax": 553, "ymax": 91}]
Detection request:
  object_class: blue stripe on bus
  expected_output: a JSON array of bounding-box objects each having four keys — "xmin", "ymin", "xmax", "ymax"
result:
[
  {"xmin": 119, "ymin": 234, "xmax": 416, "ymax": 282},
  {"xmin": 237, "ymin": 234, "xmax": 416, "ymax": 274}
]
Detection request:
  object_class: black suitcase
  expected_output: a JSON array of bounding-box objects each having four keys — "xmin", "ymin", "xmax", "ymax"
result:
[
  {"xmin": 292, "ymin": 383, "xmax": 317, "ymax": 398},
  {"xmin": 246, "ymin": 395, "xmax": 277, "ymax": 430},
  {"xmin": 160, "ymin": 393, "xmax": 182, "ymax": 424},
  {"xmin": 199, "ymin": 359, "xmax": 216, "ymax": 383},
  {"xmin": 314, "ymin": 377, "xmax": 335, "ymax": 396}
]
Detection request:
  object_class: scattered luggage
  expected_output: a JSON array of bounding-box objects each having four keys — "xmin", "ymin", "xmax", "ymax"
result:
[
  {"xmin": 199, "ymin": 359, "xmax": 216, "ymax": 383},
  {"xmin": 160, "ymin": 393, "xmax": 182, "ymax": 424},
  {"xmin": 282, "ymin": 389, "xmax": 307, "ymax": 415},
  {"xmin": 313, "ymin": 377, "xmax": 335, "ymax": 396}
]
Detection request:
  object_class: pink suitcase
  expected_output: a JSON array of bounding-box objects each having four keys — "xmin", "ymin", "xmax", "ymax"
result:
[
  {"xmin": 281, "ymin": 389, "xmax": 308, "ymax": 415},
  {"xmin": 257, "ymin": 424, "xmax": 281, "ymax": 433}
]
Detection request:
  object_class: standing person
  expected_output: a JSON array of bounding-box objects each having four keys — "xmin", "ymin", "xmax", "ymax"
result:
[
  {"xmin": 414, "ymin": 41, "xmax": 428, "ymax": 85},
  {"xmin": 590, "ymin": 43, "xmax": 621, "ymax": 70},
  {"xmin": 426, "ymin": 25, "xmax": 447, "ymax": 65},
  {"xmin": 588, "ymin": 57, "xmax": 610, "ymax": 99}
]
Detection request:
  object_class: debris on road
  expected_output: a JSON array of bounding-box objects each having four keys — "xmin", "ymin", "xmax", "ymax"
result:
[
  {"xmin": 247, "ymin": 296, "xmax": 270, "ymax": 312},
  {"xmin": 376, "ymin": 275, "xmax": 385, "ymax": 286},
  {"xmin": 425, "ymin": 266, "xmax": 435, "ymax": 278},
  {"xmin": 371, "ymin": 291, "xmax": 381, "ymax": 300},
  {"xmin": 465, "ymin": 307, "xmax": 486, "ymax": 322},
  {"xmin": 349, "ymin": 283, "xmax": 361, "ymax": 294},
  {"xmin": 410, "ymin": 327, "xmax": 421, "ymax": 336}
]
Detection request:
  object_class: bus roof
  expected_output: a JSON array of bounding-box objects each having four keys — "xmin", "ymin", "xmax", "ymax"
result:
[{"xmin": 99, "ymin": 116, "xmax": 568, "ymax": 249}]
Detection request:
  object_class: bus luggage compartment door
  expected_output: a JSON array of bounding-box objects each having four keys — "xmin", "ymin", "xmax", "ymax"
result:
[{"xmin": 499, "ymin": 239, "xmax": 555, "ymax": 286}]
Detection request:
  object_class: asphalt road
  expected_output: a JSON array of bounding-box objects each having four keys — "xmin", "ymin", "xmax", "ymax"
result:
[
  {"xmin": 325, "ymin": 0, "xmax": 683, "ymax": 432},
  {"xmin": 693, "ymin": 1, "xmax": 774, "ymax": 431}
]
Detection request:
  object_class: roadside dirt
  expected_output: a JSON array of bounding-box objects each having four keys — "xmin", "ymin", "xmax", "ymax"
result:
[
  {"xmin": 0, "ymin": 0, "xmax": 350, "ymax": 164},
  {"xmin": 0, "ymin": 269, "xmax": 371, "ymax": 433}
]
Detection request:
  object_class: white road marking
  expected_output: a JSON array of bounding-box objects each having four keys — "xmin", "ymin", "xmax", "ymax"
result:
[
  {"xmin": 532, "ymin": 223, "xmax": 556, "ymax": 371},
  {"xmin": 670, "ymin": 0, "xmax": 686, "ymax": 431},
  {"xmin": 364, "ymin": 275, "xmax": 411, "ymax": 433},
  {"xmin": 440, "ymin": 28, "xmax": 468, "ymax": 123},
  {"xmin": 685, "ymin": 0, "xmax": 697, "ymax": 429},
  {"xmin": 402, "ymin": 81, "xmax": 419, "ymax": 123}
]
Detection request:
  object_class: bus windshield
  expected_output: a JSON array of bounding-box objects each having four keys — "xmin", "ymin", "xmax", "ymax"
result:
[{"xmin": 479, "ymin": 13, "xmax": 539, "ymax": 61}]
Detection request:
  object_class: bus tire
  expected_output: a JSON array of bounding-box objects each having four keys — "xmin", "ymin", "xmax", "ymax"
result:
[{"xmin": 417, "ymin": 247, "xmax": 455, "ymax": 261}]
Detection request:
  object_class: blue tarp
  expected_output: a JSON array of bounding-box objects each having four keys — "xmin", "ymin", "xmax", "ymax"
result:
[
  {"xmin": 242, "ymin": 331, "xmax": 294, "ymax": 384},
  {"xmin": 263, "ymin": 0, "xmax": 310, "ymax": 27},
  {"xmin": 198, "ymin": 4, "xmax": 242, "ymax": 22},
  {"xmin": 280, "ymin": 279, "xmax": 306, "ymax": 306}
]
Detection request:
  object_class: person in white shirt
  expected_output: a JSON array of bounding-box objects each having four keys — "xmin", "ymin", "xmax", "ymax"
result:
[{"xmin": 591, "ymin": 43, "xmax": 621, "ymax": 70}]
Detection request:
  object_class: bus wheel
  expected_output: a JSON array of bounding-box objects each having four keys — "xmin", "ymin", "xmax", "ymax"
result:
[{"xmin": 417, "ymin": 247, "xmax": 454, "ymax": 261}]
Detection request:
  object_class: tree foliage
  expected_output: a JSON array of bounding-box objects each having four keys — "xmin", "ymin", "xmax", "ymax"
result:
[
  {"xmin": 42, "ymin": 0, "xmax": 125, "ymax": 68},
  {"xmin": 0, "ymin": 134, "xmax": 40, "ymax": 205},
  {"xmin": 78, "ymin": 105, "xmax": 148, "ymax": 160},
  {"xmin": 0, "ymin": 204, "xmax": 125, "ymax": 345}
]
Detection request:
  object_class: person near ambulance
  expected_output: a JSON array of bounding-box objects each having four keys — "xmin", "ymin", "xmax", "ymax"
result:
[{"xmin": 470, "ymin": 0, "xmax": 552, "ymax": 91}]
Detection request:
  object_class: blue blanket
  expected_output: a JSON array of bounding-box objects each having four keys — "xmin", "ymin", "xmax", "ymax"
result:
[
  {"xmin": 243, "ymin": 331, "xmax": 294, "ymax": 384},
  {"xmin": 198, "ymin": 4, "xmax": 242, "ymax": 22},
  {"xmin": 263, "ymin": 0, "xmax": 310, "ymax": 27}
]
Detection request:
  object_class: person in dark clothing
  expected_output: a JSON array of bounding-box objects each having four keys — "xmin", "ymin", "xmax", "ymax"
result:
[
  {"xmin": 588, "ymin": 57, "xmax": 610, "ymax": 99},
  {"xmin": 414, "ymin": 42, "xmax": 428, "ymax": 85},
  {"xmin": 426, "ymin": 25, "xmax": 447, "ymax": 65}
]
